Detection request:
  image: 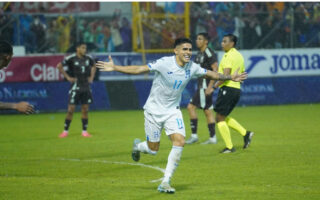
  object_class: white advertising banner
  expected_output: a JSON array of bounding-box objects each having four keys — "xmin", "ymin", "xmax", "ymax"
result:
[{"xmin": 217, "ymin": 48, "xmax": 320, "ymax": 78}]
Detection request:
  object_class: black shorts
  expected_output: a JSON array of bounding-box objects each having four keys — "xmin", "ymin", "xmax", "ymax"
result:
[
  {"xmin": 214, "ymin": 86, "xmax": 240, "ymax": 116},
  {"xmin": 189, "ymin": 89, "xmax": 213, "ymax": 110},
  {"xmin": 68, "ymin": 89, "xmax": 93, "ymax": 105}
]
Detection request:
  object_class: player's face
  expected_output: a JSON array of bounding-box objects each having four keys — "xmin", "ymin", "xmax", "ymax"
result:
[
  {"xmin": 174, "ymin": 43, "xmax": 192, "ymax": 65},
  {"xmin": 196, "ymin": 35, "xmax": 207, "ymax": 49},
  {"xmin": 0, "ymin": 54, "xmax": 13, "ymax": 70},
  {"xmin": 221, "ymin": 36, "xmax": 234, "ymax": 52},
  {"xmin": 77, "ymin": 44, "xmax": 87, "ymax": 56}
]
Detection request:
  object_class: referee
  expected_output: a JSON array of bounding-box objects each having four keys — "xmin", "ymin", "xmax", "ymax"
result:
[
  {"xmin": 213, "ymin": 34, "xmax": 254, "ymax": 153},
  {"xmin": 185, "ymin": 33, "xmax": 218, "ymax": 145}
]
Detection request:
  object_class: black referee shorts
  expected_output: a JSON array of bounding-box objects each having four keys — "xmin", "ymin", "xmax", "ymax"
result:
[
  {"xmin": 214, "ymin": 86, "xmax": 240, "ymax": 116},
  {"xmin": 189, "ymin": 88, "xmax": 213, "ymax": 110},
  {"xmin": 68, "ymin": 89, "xmax": 93, "ymax": 105}
]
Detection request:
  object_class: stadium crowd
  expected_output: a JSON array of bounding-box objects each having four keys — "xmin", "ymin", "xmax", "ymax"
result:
[{"xmin": 0, "ymin": 2, "xmax": 319, "ymax": 53}]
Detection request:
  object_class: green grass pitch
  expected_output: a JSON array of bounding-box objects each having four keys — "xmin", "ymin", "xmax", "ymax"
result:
[{"xmin": 0, "ymin": 104, "xmax": 319, "ymax": 199}]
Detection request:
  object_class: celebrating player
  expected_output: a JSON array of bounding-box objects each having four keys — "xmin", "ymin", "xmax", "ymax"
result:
[
  {"xmin": 0, "ymin": 40, "xmax": 34, "ymax": 114},
  {"xmin": 96, "ymin": 38, "xmax": 247, "ymax": 193},
  {"xmin": 57, "ymin": 41, "xmax": 96, "ymax": 138}
]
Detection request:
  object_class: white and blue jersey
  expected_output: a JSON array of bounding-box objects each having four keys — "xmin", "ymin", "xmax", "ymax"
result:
[{"xmin": 143, "ymin": 56, "xmax": 207, "ymax": 115}]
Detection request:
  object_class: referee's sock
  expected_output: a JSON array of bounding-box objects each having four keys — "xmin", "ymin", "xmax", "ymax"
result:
[
  {"xmin": 217, "ymin": 121, "xmax": 233, "ymax": 149},
  {"xmin": 226, "ymin": 117, "xmax": 246, "ymax": 136}
]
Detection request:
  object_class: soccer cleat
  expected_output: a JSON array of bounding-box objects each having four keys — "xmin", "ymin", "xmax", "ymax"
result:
[
  {"xmin": 131, "ymin": 138, "xmax": 141, "ymax": 162},
  {"xmin": 220, "ymin": 147, "xmax": 236, "ymax": 153},
  {"xmin": 82, "ymin": 131, "xmax": 92, "ymax": 137},
  {"xmin": 201, "ymin": 136, "xmax": 217, "ymax": 144},
  {"xmin": 158, "ymin": 182, "xmax": 175, "ymax": 194},
  {"xmin": 185, "ymin": 136, "xmax": 198, "ymax": 144},
  {"xmin": 243, "ymin": 131, "xmax": 254, "ymax": 149},
  {"xmin": 59, "ymin": 131, "xmax": 68, "ymax": 138}
]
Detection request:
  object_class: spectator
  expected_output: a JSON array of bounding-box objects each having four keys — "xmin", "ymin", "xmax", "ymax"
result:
[
  {"xmin": 0, "ymin": 12, "xmax": 14, "ymax": 44},
  {"xmin": 120, "ymin": 17, "xmax": 132, "ymax": 51},
  {"xmin": 110, "ymin": 17, "xmax": 123, "ymax": 52},
  {"xmin": 30, "ymin": 16, "xmax": 46, "ymax": 52},
  {"xmin": 46, "ymin": 19, "xmax": 59, "ymax": 53},
  {"xmin": 56, "ymin": 16, "xmax": 74, "ymax": 52}
]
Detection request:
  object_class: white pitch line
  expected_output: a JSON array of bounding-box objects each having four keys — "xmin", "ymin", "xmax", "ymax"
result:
[{"xmin": 60, "ymin": 158, "xmax": 164, "ymax": 183}]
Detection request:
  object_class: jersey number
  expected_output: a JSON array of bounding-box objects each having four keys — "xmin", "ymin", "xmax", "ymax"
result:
[
  {"xmin": 173, "ymin": 80, "xmax": 182, "ymax": 90},
  {"xmin": 176, "ymin": 118, "xmax": 183, "ymax": 129},
  {"xmin": 81, "ymin": 66, "xmax": 85, "ymax": 73}
]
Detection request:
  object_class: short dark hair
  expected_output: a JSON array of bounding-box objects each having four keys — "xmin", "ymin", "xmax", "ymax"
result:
[
  {"xmin": 197, "ymin": 32, "xmax": 209, "ymax": 41},
  {"xmin": 0, "ymin": 41, "xmax": 13, "ymax": 55},
  {"xmin": 223, "ymin": 33, "xmax": 237, "ymax": 46},
  {"xmin": 75, "ymin": 41, "xmax": 86, "ymax": 48},
  {"xmin": 174, "ymin": 38, "xmax": 192, "ymax": 48}
]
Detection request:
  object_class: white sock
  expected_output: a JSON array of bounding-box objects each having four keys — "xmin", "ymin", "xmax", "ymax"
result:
[
  {"xmin": 191, "ymin": 134, "xmax": 198, "ymax": 138},
  {"xmin": 137, "ymin": 141, "xmax": 157, "ymax": 155},
  {"xmin": 163, "ymin": 146, "xmax": 183, "ymax": 183}
]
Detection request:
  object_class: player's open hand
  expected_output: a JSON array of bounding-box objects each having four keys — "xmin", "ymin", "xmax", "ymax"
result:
[
  {"xmin": 96, "ymin": 55, "xmax": 115, "ymax": 72},
  {"xmin": 231, "ymin": 68, "xmax": 248, "ymax": 82},
  {"xmin": 14, "ymin": 102, "xmax": 35, "ymax": 115}
]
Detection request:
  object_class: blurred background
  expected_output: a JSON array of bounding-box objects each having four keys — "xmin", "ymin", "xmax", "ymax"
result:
[{"xmin": 0, "ymin": 2, "xmax": 320, "ymax": 112}]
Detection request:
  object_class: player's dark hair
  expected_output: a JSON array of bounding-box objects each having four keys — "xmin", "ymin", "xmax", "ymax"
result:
[
  {"xmin": 0, "ymin": 41, "xmax": 13, "ymax": 55},
  {"xmin": 174, "ymin": 38, "xmax": 192, "ymax": 48},
  {"xmin": 75, "ymin": 41, "xmax": 86, "ymax": 48},
  {"xmin": 197, "ymin": 32, "xmax": 209, "ymax": 41},
  {"xmin": 223, "ymin": 33, "xmax": 237, "ymax": 46}
]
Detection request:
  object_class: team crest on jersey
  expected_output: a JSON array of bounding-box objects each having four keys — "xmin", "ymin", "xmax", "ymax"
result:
[{"xmin": 75, "ymin": 61, "xmax": 79, "ymax": 65}]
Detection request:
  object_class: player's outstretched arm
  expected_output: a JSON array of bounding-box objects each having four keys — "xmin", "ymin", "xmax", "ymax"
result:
[
  {"xmin": 96, "ymin": 55, "xmax": 150, "ymax": 75},
  {"xmin": 0, "ymin": 101, "xmax": 34, "ymax": 114},
  {"xmin": 205, "ymin": 68, "xmax": 247, "ymax": 82}
]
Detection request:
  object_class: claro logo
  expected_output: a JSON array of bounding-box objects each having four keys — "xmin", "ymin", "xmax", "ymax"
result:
[{"xmin": 31, "ymin": 64, "xmax": 63, "ymax": 81}]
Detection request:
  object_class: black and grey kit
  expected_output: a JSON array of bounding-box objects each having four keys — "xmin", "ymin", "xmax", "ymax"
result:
[
  {"xmin": 189, "ymin": 47, "xmax": 218, "ymax": 109},
  {"xmin": 62, "ymin": 54, "xmax": 95, "ymax": 105}
]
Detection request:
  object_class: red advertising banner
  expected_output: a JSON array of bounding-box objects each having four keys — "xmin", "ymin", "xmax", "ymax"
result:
[
  {"xmin": 9, "ymin": 2, "xmax": 100, "ymax": 13},
  {"xmin": 0, "ymin": 55, "xmax": 65, "ymax": 83}
]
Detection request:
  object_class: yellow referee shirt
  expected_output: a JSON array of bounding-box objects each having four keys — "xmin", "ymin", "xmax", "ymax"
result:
[{"xmin": 218, "ymin": 48, "xmax": 245, "ymax": 89}]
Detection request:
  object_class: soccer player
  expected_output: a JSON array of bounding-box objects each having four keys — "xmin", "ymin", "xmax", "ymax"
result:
[
  {"xmin": 213, "ymin": 34, "xmax": 254, "ymax": 153},
  {"xmin": 96, "ymin": 38, "xmax": 247, "ymax": 193},
  {"xmin": 0, "ymin": 40, "xmax": 34, "ymax": 114},
  {"xmin": 185, "ymin": 33, "xmax": 219, "ymax": 145},
  {"xmin": 57, "ymin": 42, "xmax": 96, "ymax": 138}
]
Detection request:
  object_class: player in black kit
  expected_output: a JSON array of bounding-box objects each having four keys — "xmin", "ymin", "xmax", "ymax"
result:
[
  {"xmin": 185, "ymin": 33, "xmax": 219, "ymax": 144},
  {"xmin": 57, "ymin": 42, "xmax": 96, "ymax": 137}
]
